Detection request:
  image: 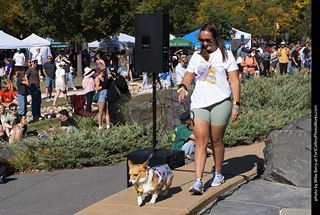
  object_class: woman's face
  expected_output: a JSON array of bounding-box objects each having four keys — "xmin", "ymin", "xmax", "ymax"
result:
[
  {"xmin": 199, "ymin": 30, "xmax": 216, "ymax": 52},
  {"xmin": 0, "ymin": 105, "xmax": 4, "ymax": 114},
  {"xmin": 21, "ymin": 116, "xmax": 28, "ymax": 126}
]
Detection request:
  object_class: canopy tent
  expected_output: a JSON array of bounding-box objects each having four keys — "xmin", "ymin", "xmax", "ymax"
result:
[
  {"xmin": 0, "ymin": 30, "xmax": 30, "ymax": 49},
  {"xmin": 230, "ymin": 29, "xmax": 251, "ymax": 51},
  {"xmin": 169, "ymin": 34, "xmax": 192, "ymax": 47},
  {"xmin": 23, "ymin": 33, "xmax": 52, "ymax": 63},
  {"xmin": 88, "ymin": 40, "xmax": 108, "ymax": 48},
  {"xmin": 88, "ymin": 33, "xmax": 135, "ymax": 52},
  {"xmin": 181, "ymin": 28, "xmax": 251, "ymax": 51},
  {"xmin": 108, "ymin": 33, "xmax": 135, "ymax": 51}
]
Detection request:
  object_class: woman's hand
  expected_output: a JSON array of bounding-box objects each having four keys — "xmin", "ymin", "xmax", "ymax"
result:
[
  {"xmin": 230, "ymin": 106, "xmax": 239, "ymax": 123},
  {"xmin": 177, "ymin": 88, "xmax": 188, "ymax": 102}
]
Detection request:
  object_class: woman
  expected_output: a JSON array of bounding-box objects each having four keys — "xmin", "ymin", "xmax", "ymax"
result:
[
  {"xmin": 270, "ymin": 47, "xmax": 278, "ymax": 74},
  {"xmin": 9, "ymin": 114, "xmax": 28, "ymax": 144},
  {"xmin": 16, "ymin": 70, "xmax": 29, "ymax": 115},
  {"xmin": 0, "ymin": 104, "xmax": 6, "ymax": 139},
  {"xmin": 118, "ymin": 55, "xmax": 129, "ymax": 79},
  {"xmin": 95, "ymin": 54, "xmax": 105, "ymax": 78},
  {"xmin": 178, "ymin": 23, "xmax": 240, "ymax": 194},
  {"xmin": 95, "ymin": 64, "xmax": 113, "ymax": 130},
  {"xmin": 82, "ymin": 67, "xmax": 95, "ymax": 113},
  {"xmin": 52, "ymin": 62, "xmax": 68, "ymax": 106}
]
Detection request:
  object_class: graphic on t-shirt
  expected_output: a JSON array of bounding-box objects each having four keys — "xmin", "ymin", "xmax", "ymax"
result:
[
  {"xmin": 204, "ymin": 66, "xmax": 217, "ymax": 84},
  {"xmin": 197, "ymin": 61, "xmax": 211, "ymax": 81}
]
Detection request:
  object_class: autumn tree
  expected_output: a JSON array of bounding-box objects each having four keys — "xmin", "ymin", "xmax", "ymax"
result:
[{"xmin": 19, "ymin": 0, "xmax": 131, "ymax": 77}]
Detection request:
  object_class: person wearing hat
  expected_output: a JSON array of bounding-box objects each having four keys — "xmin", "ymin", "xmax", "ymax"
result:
[
  {"xmin": 52, "ymin": 61, "xmax": 68, "ymax": 106},
  {"xmin": 82, "ymin": 67, "xmax": 96, "ymax": 113},
  {"xmin": 171, "ymin": 112, "xmax": 212, "ymax": 160},
  {"xmin": 277, "ymin": 41, "xmax": 292, "ymax": 75},
  {"xmin": 240, "ymin": 49, "xmax": 257, "ymax": 83},
  {"xmin": 13, "ymin": 48, "xmax": 25, "ymax": 72},
  {"xmin": 26, "ymin": 58, "xmax": 42, "ymax": 120}
]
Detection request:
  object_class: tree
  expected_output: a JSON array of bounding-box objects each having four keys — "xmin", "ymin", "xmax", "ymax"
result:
[
  {"xmin": 19, "ymin": 0, "xmax": 131, "ymax": 77},
  {"xmin": 0, "ymin": 0, "xmax": 30, "ymax": 38}
]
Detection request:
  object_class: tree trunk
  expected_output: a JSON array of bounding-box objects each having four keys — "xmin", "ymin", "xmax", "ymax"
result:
[{"xmin": 76, "ymin": 42, "xmax": 83, "ymax": 79}]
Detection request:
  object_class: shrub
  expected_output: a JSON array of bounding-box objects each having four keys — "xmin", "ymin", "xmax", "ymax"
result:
[
  {"xmin": 8, "ymin": 122, "xmax": 172, "ymax": 172},
  {"xmin": 224, "ymin": 71, "xmax": 311, "ymax": 146}
]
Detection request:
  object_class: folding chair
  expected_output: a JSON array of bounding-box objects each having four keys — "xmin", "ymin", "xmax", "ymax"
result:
[{"xmin": 70, "ymin": 95, "xmax": 95, "ymax": 123}]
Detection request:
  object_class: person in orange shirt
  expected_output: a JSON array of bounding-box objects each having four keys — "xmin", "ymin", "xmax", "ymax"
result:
[
  {"xmin": 241, "ymin": 49, "xmax": 257, "ymax": 83},
  {"xmin": 0, "ymin": 84, "xmax": 18, "ymax": 108}
]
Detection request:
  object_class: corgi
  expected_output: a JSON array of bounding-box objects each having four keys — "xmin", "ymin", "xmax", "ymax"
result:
[{"xmin": 128, "ymin": 160, "xmax": 174, "ymax": 206}]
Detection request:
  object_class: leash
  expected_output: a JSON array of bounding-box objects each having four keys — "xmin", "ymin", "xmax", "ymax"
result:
[{"xmin": 147, "ymin": 99, "xmax": 190, "ymax": 163}]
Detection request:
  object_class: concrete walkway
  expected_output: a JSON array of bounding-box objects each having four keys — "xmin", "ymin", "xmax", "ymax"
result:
[{"xmin": 75, "ymin": 142, "xmax": 265, "ymax": 215}]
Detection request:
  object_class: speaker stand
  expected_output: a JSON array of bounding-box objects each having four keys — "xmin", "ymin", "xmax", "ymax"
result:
[{"xmin": 152, "ymin": 73, "xmax": 157, "ymax": 152}]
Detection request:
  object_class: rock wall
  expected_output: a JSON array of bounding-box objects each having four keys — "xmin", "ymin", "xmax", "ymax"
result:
[
  {"xmin": 126, "ymin": 89, "xmax": 189, "ymax": 127},
  {"xmin": 262, "ymin": 114, "xmax": 311, "ymax": 187}
]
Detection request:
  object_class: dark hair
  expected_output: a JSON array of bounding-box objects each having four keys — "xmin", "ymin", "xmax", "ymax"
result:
[
  {"xmin": 199, "ymin": 23, "xmax": 228, "ymax": 62},
  {"xmin": 59, "ymin": 110, "xmax": 69, "ymax": 117},
  {"xmin": 9, "ymin": 103, "xmax": 18, "ymax": 110}
]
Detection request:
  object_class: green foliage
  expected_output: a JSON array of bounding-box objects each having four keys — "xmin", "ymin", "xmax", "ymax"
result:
[
  {"xmin": 224, "ymin": 70, "xmax": 311, "ymax": 146},
  {"xmin": 8, "ymin": 122, "xmax": 172, "ymax": 172}
]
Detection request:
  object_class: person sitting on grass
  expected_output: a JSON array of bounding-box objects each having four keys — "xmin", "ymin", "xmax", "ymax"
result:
[
  {"xmin": 2, "ymin": 103, "xmax": 18, "ymax": 137},
  {"xmin": 171, "ymin": 112, "xmax": 212, "ymax": 160},
  {"xmin": 9, "ymin": 114, "xmax": 28, "ymax": 144},
  {"xmin": 59, "ymin": 109, "xmax": 78, "ymax": 133},
  {"xmin": 0, "ymin": 84, "xmax": 19, "ymax": 108}
]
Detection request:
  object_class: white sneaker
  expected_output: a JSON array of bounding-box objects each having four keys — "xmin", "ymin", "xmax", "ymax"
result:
[
  {"xmin": 99, "ymin": 126, "xmax": 103, "ymax": 130},
  {"xmin": 46, "ymin": 98, "xmax": 50, "ymax": 102},
  {"xmin": 211, "ymin": 172, "xmax": 225, "ymax": 187},
  {"xmin": 189, "ymin": 178, "xmax": 204, "ymax": 194},
  {"xmin": 106, "ymin": 125, "xmax": 110, "ymax": 130},
  {"xmin": 73, "ymin": 87, "xmax": 77, "ymax": 91}
]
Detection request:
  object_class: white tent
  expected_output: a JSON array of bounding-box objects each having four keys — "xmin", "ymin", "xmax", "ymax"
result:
[
  {"xmin": 0, "ymin": 30, "xmax": 30, "ymax": 49},
  {"xmin": 109, "ymin": 33, "xmax": 135, "ymax": 51},
  {"xmin": 231, "ymin": 28, "xmax": 252, "ymax": 51},
  {"xmin": 88, "ymin": 40, "xmax": 108, "ymax": 48},
  {"xmin": 23, "ymin": 33, "xmax": 52, "ymax": 63},
  {"xmin": 88, "ymin": 33, "xmax": 135, "ymax": 51}
]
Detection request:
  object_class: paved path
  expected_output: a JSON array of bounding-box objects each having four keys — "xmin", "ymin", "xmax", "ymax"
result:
[{"xmin": 0, "ymin": 164, "xmax": 127, "ymax": 215}]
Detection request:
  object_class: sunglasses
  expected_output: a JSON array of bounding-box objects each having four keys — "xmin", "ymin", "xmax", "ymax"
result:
[
  {"xmin": 199, "ymin": 38, "xmax": 214, "ymax": 43},
  {"xmin": 11, "ymin": 108, "xmax": 17, "ymax": 111}
]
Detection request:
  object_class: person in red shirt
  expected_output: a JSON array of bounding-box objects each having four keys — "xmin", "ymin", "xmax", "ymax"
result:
[
  {"xmin": 0, "ymin": 84, "xmax": 18, "ymax": 107},
  {"xmin": 241, "ymin": 49, "xmax": 257, "ymax": 83}
]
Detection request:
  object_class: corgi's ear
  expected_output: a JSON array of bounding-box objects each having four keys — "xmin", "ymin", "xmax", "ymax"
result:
[
  {"xmin": 141, "ymin": 160, "xmax": 148, "ymax": 169},
  {"xmin": 128, "ymin": 160, "xmax": 133, "ymax": 167}
]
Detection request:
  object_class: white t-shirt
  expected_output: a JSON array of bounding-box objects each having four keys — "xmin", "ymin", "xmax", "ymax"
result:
[
  {"xmin": 55, "ymin": 68, "xmax": 65, "ymax": 83},
  {"xmin": 187, "ymin": 48, "xmax": 238, "ymax": 109},
  {"xmin": 13, "ymin": 52, "xmax": 25, "ymax": 66},
  {"xmin": 33, "ymin": 52, "xmax": 43, "ymax": 65},
  {"xmin": 175, "ymin": 63, "xmax": 187, "ymax": 85}
]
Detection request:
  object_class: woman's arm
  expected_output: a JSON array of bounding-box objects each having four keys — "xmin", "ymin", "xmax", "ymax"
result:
[
  {"xmin": 178, "ymin": 71, "xmax": 195, "ymax": 101},
  {"xmin": 95, "ymin": 77, "xmax": 102, "ymax": 91},
  {"xmin": 228, "ymin": 70, "xmax": 240, "ymax": 123}
]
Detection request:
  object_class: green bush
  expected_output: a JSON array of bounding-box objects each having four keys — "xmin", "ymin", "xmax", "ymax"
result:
[
  {"xmin": 8, "ymin": 122, "xmax": 172, "ymax": 172},
  {"xmin": 224, "ymin": 70, "xmax": 311, "ymax": 146},
  {"xmin": 4, "ymin": 70, "xmax": 311, "ymax": 172}
]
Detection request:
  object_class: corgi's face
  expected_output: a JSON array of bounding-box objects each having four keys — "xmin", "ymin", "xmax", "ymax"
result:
[{"xmin": 128, "ymin": 160, "xmax": 148, "ymax": 185}]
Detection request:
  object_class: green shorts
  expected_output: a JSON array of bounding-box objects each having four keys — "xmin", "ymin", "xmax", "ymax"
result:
[{"xmin": 190, "ymin": 98, "xmax": 232, "ymax": 126}]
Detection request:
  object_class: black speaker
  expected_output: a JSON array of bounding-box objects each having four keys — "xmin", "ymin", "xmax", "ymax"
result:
[
  {"xmin": 126, "ymin": 148, "xmax": 185, "ymax": 187},
  {"xmin": 135, "ymin": 13, "xmax": 169, "ymax": 73}
]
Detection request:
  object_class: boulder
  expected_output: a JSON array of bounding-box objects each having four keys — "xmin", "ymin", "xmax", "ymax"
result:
[
  {"xmin": 262, "ymin": 114, "xmax": 311, "ymax": 187},
  {"xmin": 126, "ymin": 89, "xmax": 188, "ymax": 127}
]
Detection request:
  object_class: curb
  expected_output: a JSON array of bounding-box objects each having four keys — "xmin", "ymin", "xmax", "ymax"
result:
[{"xmin": 75, "ymin": 142, "xmax": 265, "ymax": 215}]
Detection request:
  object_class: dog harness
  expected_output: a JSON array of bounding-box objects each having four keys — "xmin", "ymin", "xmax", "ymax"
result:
[{"xmin": 152, "ymin": 164, "xmax": 174, "ymax": 186}]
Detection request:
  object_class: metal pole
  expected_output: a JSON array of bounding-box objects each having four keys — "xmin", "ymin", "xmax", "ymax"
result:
[{"xmin": 152, "ymin": 72, "xmax": 157, "ymax": 152}]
